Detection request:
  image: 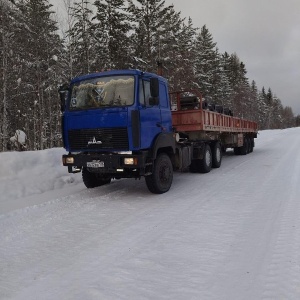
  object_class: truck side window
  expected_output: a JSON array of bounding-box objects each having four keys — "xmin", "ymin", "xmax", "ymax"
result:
[{"xmin": 139, "ymin": 80, "xmax": 153, "ymax": 106}]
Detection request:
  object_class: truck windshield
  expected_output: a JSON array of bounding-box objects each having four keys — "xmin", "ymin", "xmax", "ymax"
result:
[{"xmin": 69, "ymin": 75, "xmax": 134, "ymax": 110}]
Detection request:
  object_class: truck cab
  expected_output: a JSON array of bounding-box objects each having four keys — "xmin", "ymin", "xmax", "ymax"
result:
[{"xmin": 62, "ymin": 70, "xmax": 172, "ymax": 152}]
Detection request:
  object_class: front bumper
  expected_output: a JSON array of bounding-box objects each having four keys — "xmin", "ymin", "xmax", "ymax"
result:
[{"xmin": 62, "ymin": 152, "xmax": 150, "ymax": 176}]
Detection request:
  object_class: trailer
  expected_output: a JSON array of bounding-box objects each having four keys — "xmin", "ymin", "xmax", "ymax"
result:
[
  {"xmin": 170, "ymin": 90, "xmax": 257, "ymax": 155},
  {"xmin": 60, "ymin": 69, "xmax": 258, "ymax": 194}
]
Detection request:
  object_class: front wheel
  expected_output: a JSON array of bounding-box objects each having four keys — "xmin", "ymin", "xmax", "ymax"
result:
[
  {"xmin": 82, "ymin": 167, "xmax": 111, "ymax": 188},
  {"xmin": 145, "ymin": 153, "xmax": 173, "ymax": 194}
]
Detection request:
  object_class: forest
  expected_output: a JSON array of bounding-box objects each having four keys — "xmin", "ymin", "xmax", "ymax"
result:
[{"xmin": 0, "ymin": 0, "xmax": 298, "ymax": 152}]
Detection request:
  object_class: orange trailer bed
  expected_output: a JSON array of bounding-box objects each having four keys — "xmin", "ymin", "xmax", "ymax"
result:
[{"xmin": 170, "ymin": 91, "xmax": 258, "ymax": 134}]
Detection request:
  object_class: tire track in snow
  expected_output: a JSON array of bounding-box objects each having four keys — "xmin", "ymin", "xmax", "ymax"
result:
[
  {"xmin": 199, "ymin": 129, "xmax": 300, "ymax": 299},
  {"xmin": 261, "ymin": 144, "xmax": 300, "ymax": 300}
]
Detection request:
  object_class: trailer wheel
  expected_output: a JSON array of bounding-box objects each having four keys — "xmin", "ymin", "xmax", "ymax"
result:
[
  {"xmin": 234, "ymin": 147, "xmax": 241, "ymax": 155},
  {"xmin": 190, "ymin": 159, "xmax": 200, "ymax": 173},
  {"xmin": 212, "ymin": 142, "xmax": 222, "ymax": 168},
  {"xmin": 199, "ymin": 144, "xmax": 212, "ymax": 173},
  {"xmin": 190, "ymin": 144, "xmax": 212, "ymax": 173},
  {"xmin": 82, "ymin": 167, "xmax": 111, "ymax": 188},
  {"xmin": 249, "ymin": 138, "xmax": 254, "ymax": 153},
  {"xmin": 240, "ymin": 137, "xmax": 248, "ymax": 155},
  {"xmin": 145, "ymin": 153, "xmax": 173, "ymax": 194},
  {"xmin": 246, "ymin": 136, "xmax": 251, "ymax": 153}
]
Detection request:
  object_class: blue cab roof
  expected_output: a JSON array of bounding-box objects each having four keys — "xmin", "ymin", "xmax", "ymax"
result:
[{"xmin": 70, "ymin": 69, "xmax": 167, "ymax": 84}]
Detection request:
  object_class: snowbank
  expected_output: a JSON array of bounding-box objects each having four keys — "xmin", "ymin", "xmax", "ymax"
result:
[{"xmin": 0, "ymin": 148, "xmax": 81, "ymax": 202}]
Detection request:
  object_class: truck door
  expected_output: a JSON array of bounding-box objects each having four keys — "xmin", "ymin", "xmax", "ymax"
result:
[
  {"xmin": 158, "ymin": 81, "xmax": 172, "ymax": 133},
  {"xmin": 138, "ymin": 79, "xmax": 162, "ymax": 149}
]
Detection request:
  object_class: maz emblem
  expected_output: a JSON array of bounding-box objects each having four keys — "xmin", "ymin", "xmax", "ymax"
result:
[{"xmin": 88, "ymin": 137, "xmax": 102, "ymax": 145}]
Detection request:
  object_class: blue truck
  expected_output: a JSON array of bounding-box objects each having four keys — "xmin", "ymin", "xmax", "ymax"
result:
[{"xmin": 59, "ymin": 69, "xmax": 257, "ymax": 194}]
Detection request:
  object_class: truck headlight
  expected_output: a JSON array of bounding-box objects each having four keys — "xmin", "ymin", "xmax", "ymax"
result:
[
  {"xmin": 124, "ymin": 157, "xmax": 138, "ymax": 165},
  {"xmin": 65, "ymin": 157, "xmax": 74, "ymax": 164}
]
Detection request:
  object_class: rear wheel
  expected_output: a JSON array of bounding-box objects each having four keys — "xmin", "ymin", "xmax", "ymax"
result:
[
  {"xmin": 212, "ymin": 142, "xmax": 222, "ymax": 168},
  {"xmin": 234, "ymin": 147, "xmax": 241, "ymax": 155},
  {"xmin": 249, "ymin": 137, "xmax": 254, "ymax": 153},
  {"xmin": 240, "ymin": 137, "xmax": 248, "ymax": 155},
  {"xmin": 145, "ymin": 153, "xmax": 173, "ymax": 194},
  {"xmin": 246, "ymin": 136, "xmax": 251, "ymax": 153},
  {"xmin": 190, "ymin": 159, "xmax": 200, "ymax": 173},
  {"xmin": 199, "ymin": 144, "xmax": 212, "ymax": 173},
  {"xmin": 190, "ymin": 144, "xmax": 212, "ymax": 173}
]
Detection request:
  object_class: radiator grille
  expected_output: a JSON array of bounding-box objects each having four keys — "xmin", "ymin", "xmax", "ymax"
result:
[{"xmin": 68, "ymin": 128, "xmax": 129, "ymax": 150}]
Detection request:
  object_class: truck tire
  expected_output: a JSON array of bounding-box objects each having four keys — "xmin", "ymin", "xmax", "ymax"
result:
[
  {"xmin": 145, "ymin": 153, "xmax": 173, "ymax": 194},
  {"xmin": 82, "ymin": 167, "xmax": 111, "ymax": 188},
  {"xmin": 246, "ymin": 136, "xmax": 251, "ymax": 153},
  {"xmin": 249, "ymin": 137, "xmax": 254, "ymax": 153},
  {"xmin": 240, "ymin": 137, "xmax": 248, "ymax": 155},
  {"xmin": 190, "ymin": 159, "xmax": 200, "ymax": 173},
  {"xmin": 190, "ymin": 144, "xmax": 212, "ymax": 173},
  {"xmin": 212, "ymin": 142, "xmax": 222, "ymax": 168},
  {"xmin": 199, "ymin": 144, "xmax": 212, "ymax": 173},
  {"xmin": 234, "ymin": 147, "xmax": 241, "ymax": 155}
]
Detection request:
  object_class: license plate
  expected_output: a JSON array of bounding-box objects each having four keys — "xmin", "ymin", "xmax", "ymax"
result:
[{"xmin": 87, "ymin": 161, "xmax": 104, "ymax": 168}]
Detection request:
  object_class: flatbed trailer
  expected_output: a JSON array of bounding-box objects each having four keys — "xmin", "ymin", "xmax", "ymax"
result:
[
  {"xmin": 172, "ymin": 109, "xmax": 257, "ymax": 133},
  {"xmin": 171, "ymin": 90, "xmax": 258, "ymax": 134}
]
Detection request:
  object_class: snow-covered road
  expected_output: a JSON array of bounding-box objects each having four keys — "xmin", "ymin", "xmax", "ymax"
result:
[{"xmin": 1, "ymin": 128, "xmax": 300, "ymax": 300}]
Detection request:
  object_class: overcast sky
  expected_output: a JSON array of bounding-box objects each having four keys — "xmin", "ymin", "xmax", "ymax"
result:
[
  {"xmin": 52, "ymin": 0, "xmax": 300, "ymax": 115},
  {"xmin": 164, "ymin": 0, "xmax": 300, "ymax": 114}
]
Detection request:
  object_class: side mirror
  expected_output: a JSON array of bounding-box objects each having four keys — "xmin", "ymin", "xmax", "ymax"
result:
[
  {"xmin": 149, "ymin": 77, "xmax": 159, "ymax": 105},
  {"xmin": 58, "ymin": 83, "xmax": 69, "ymax": 112}
]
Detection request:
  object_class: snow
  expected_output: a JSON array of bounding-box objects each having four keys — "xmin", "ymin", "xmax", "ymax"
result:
[{"xmin": 1, "ymin": 128, "xmax": 300, "ymax": 300}]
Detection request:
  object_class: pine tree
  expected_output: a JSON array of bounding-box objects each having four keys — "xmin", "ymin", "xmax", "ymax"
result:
[
  {"xmin": 208, "ymin": 48, "xmax": 232, "ymax": 109},
  {"xmin": 172, "ymin": 17, "xmax": 197, "ymax": 91},
  {"xmin": 295, "ymin": 115, "xmax": 300, "ymax": 127},
  {"xmin": 0, "ymin": 0, "xmax": 29, "ymax": 150},
  {"xmin": 61, "ymin": 0, "xmax": 76, "ymax": 79},
  {"xmin": 249, "ymin": 80, "xmax": 262, "ymax": 124},
  {"xmin": 282, "ymin": 106, "xmax": 295, "ymax": 128},
  {"xmin": 67, "ymin": 0, "xmax": 94, "ymax": 77},
  {"xmin": 128, "ymin": 0, "xmax": 175, "ymax": 72},
  {"xmin": 93, "ymin": 0, "xmax": 132, "ymax": 70},
  {"xmin": 156, "ymin": 7, "xmax": 183, "ymax": 87},
  {"xmin": 15, "ymin": 0, "xmax": 64, "ymax": 150},
  {"xmin": 224, "ymin": 53, "xmax": 251, "ymax": 117},
  {"xmin": 0, "ymin": 0, "xmax": 12, "ymax": 150},
  {"xmin": 216, "ymin": 51, "xmax": 232, "ymax": 109},
  {"xmin": 193, "ymin": 25, "xmax": 217, "ymax": 102}
]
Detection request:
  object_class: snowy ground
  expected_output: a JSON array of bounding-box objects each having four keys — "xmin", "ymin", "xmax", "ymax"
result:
[{"xmin": 1, "ymin": 128, "xmax": 300, "ymax": 300}]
